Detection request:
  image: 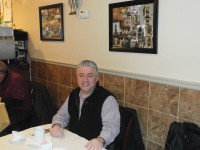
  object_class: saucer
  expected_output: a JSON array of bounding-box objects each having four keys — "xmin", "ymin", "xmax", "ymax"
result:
[
  {"xmin": 9, "ymin": 138, "xmax": 25, "ymax": 144},
  {"xmin": 26, "ymin": 135, "xmax": 52, "ymax": 148}
]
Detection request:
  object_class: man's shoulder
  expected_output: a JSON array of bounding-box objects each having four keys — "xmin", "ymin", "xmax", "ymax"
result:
[
  {"xmin": 97, "ymin": 85, "xmax": 114, "ymax": 95},
  {"xmin": 7, "ymin": 70, "xmax": 25, "ymax": 82},
  {"xmin": 69, "ymin": 87, "xmax": 80, "ymax": 97}
]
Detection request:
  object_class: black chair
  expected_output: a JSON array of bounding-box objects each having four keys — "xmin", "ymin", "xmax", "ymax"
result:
[
  {"xmin": 9, "ymin": 81, "xmax": 56, "ymax": 129},
  {"xmin": 113, "ymin": 106, "xmax": 145, "ymax": 150},
  {"xmin": 165, "ymin": 121, "xmax": 200, "ymax": 150},
  {"xmin": 29, "ymin": 81, "xmax": 57, "ymax": 127}
]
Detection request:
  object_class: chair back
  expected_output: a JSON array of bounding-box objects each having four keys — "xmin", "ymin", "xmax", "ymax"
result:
[
  {"xmin": 30, "ymin": 81, "xmax": 56, "ymax": 127},
  {"xmin": 165, "ymin": 121, "xmax": 200, "ymax": 150},
  {"xmin": 114, "ymin": 106, "xmax": 145, "ymax": 150}
]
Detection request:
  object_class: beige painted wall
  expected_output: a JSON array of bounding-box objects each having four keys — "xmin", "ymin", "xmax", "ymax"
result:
[{"xmin": 12, "ymin": 0, "xmax": 200, "ymax": 86}]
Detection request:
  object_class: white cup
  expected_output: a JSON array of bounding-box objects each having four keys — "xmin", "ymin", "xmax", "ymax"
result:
[{"xmin": 34, "ymin": 126, "xmax": 45, "ymax": 143}]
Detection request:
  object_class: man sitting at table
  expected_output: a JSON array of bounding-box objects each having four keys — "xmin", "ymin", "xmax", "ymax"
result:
[
  {"xmin": 0, "ymin": 61, "xmax": 32, "ymax": 136},
  {"xmin": 51, "ymin": 60, "xmax": 120, "ymax": 150}
]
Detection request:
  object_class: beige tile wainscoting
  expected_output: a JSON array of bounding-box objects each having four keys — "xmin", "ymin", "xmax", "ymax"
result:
[{"xmin": 31, "ymin": 60, "xmax": 200, "ymax": 150}]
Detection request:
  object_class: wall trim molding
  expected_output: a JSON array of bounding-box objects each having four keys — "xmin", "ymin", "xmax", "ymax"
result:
[{"xmin": 31, "ymin": 58, "xmax": 200, "ymax": 91}]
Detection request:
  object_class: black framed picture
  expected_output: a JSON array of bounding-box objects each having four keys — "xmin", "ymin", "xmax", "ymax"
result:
[
  {"xmin": 109, "ymin": 0, "xmax": 159, "ymax": 54},
  {"xmin": 39, "ymin": 3, "xmax": 64, "ymax": 41}
]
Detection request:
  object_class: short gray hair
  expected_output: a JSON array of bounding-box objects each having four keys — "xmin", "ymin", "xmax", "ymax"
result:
[{"xmin": 77, "ymin": 60, "xmax": 98, "ymax": 75}]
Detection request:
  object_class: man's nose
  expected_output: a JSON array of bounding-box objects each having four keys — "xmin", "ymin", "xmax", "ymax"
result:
[{"xmin": 83, "ymin": 75, "xmax": 88, "ymax": 81}]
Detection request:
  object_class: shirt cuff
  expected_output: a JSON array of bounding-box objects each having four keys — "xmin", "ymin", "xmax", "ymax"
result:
[{"xmin": 97, "ymin": 136, "xmax": 106, "ymax": 146}]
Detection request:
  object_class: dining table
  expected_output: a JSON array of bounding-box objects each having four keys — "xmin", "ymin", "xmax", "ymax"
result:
[{"xmin": 0, "ymin": 124, "xmax": 106, "ymax": 150}]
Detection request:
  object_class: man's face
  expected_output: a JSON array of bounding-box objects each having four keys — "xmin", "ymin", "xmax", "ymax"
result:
[
  {"xmin": 0, "ymin": 71, "xmax": 6, "ymax": 83},
  {"xmin": 76, "ymin": 66, "xmax": 99, "ymax": 94}
]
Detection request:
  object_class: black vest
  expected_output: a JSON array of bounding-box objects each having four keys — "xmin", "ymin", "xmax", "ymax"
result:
[{"xmin": 68, "ymin": 85, "xmax": 113, "ymax": 140}]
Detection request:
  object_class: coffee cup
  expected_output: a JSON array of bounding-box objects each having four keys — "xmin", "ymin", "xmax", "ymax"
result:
[{"xmin": 34, "ymin": 126, "xmax": 45, "ymax": 143}]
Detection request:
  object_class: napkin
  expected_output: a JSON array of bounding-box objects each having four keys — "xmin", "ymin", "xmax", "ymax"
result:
[
  {"xmin": 9, "ymin": 131, "xmax": 25, "ymax": 144},
  {"xmin": 27, "ymin": 135, "xmax": 52, "ymax": 150}
]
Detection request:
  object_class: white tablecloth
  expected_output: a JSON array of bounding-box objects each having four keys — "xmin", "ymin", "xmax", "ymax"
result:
[{"xmin": 0, "ymin": 124, "xmax": 106, "ymax": 150}]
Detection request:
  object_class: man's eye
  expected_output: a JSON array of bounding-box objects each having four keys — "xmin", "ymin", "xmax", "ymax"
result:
[
  {"xmin": 88, "ymin": 74, "xmax": 94, "ymax": 77},
  {"xmin": 79, "ymin": 74, "xmax": 84, "ymax": 77}
]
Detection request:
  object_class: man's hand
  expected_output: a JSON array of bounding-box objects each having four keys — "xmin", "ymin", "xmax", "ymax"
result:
[
  {"xmin": 50, "ymin": 123, "xmax": 64, "ymax": 137},
  {"xmin": 85, "ymin": 137, "xmax": 104, "ymax": 150}
]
